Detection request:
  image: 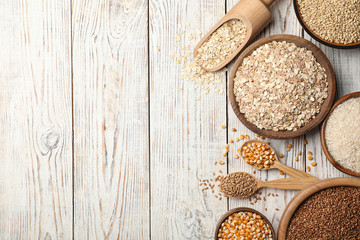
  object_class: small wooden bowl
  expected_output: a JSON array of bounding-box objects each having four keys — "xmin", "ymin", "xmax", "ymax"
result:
[
  {"xmin": 229, "ymin": 34, "xmax": 336, "ymax": 139},
  {"xmin": 278, "ymin": 177, "xmax": 360, "ymax": 239},
  {"xmin": 293, "ymin": 0, "xmax": 360, "ymax": 49},
  {"xmin": 320, "ymin": 92, "xmax": 360, "ymax": 177},
  {"xmin": 215, "ymin": 207, "xmax": 275, "ymax": 240}
]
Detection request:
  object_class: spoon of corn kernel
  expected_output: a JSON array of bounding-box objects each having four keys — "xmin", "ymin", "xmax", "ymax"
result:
[
  {"xmin": 219, "ymin": 172, "xmax": 319, "ymax": 199},
  {"xmin": 240, "ymin": 140, "xmax": 317, "ymax": 179}
]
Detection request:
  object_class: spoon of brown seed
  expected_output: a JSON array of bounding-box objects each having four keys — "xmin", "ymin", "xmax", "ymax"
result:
[
  {"xmin": 219, "ymin": 172, "xmax": 319, "ymax": 199},
  {"xmin": 240, "ymin": 140, "xmax": 317, "ymax": 179}
]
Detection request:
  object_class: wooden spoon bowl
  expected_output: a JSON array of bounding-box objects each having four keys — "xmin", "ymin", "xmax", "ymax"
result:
[
  {"xmin": 320, "ymin": 92, "xmax": 360, "ymax": 177},
  {"xmin": 278, "ymin": 177, "xmax": 360, "ymax": 239},
  {"xmin": 241, "ymin": 140, "xmax": 317, "ymax": 179},
  {"xmin": 229, "ymin": 34, "xmax": 336, "ymax": 139},
  {"xmin": 215, "ymin": 207, "xmax": 275, "ymax": 240},
  {"xmin": 293, "ymin": 0, "xmax": 360, "ymax": 49}
]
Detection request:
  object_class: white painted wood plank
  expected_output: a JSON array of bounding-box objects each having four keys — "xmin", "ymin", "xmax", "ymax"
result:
[
  {"xmin": 0, "ymin": 0, "xmax": 72, "ymax": 239},
  {"xmin": 149, "ymin": 0, "xmax": 228, "ymax": 239},
  {"xmin": 226, "ymin": 0, "xmax": 305, "ymax": 232},
  {"xmin": 303, "ymin": 33, "xmax": 360, "ymax": 179},
  {"xmin": 72, "ymin": 0, "xmax": 150, "ymax": 239}
]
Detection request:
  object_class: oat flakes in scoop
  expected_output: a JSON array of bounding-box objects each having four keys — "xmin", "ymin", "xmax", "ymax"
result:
[{"xmin": 234, "ymin": 41, "xmax": 328, "ymax": 131}]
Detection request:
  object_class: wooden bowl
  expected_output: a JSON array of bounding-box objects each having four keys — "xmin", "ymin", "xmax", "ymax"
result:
[
  {"xmin": 320, "ymin": 92, "xmax": 360, "ymax": 177},
  {"xmin": 215, "ymin": 207, "xmax": 275, "ymax": 240},
  {"xmin": 278, "ymin": 177, "xmax": 360, "ymax": 239},
  {"xmin": 229, "ymin": 34, "xmax": 336, "ymax": 139},
  {"xmin": 293, "ymin": 0, "xmax": 360, "ymax": 49}
]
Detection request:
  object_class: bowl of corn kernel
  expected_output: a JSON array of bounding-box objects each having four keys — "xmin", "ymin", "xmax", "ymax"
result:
[{"xmin": 215, "ymin": 207, "xmax": 275, "ymax": 240}]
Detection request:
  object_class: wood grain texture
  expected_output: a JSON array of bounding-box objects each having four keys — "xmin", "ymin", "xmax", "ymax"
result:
[
  {"xmin": 226, "ymin": 0, "xmax": 306, "ymax": 233},
  {"xmin": 149, "ymin": 0, "xmax": 227, "ymax": 239},
  {"xmin": 0, "ymin": 0, "xmax": 72, "ymax": 239},
  {"xmin": 72, "ymin": 0, "xmax": 150, "ymax": 239},
  {"xmin": 0, "ymin": 0, "xmax": 359, "ymax": 238},
  {"xmin": 303, "ymin": 31, "xmax": 360, "ymax": 181}
]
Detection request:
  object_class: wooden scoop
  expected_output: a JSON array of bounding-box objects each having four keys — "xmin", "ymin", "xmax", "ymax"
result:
[
  {"xmin": 220, "ymin": 172, "xmax": 319, "ymax": 199},
  {"xmin": 194, "ymin": 0, "xmax": 278, "ymax": 72},
  {"xmin": 241, "ymin": 140, "xmax": 317, "ymax": 180}
]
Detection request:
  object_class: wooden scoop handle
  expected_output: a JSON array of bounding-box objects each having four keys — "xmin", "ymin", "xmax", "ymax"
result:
[
  {"xmin": 273, "ymin": 161, "xmax": 317, "ymax": 179},
  {"xmin": 258, "ymin": 177, "xmax": 319, "ymax": 190},
  {"xmin": 260, "ymin": 0, "xmax": 277, "ymax": 7}
]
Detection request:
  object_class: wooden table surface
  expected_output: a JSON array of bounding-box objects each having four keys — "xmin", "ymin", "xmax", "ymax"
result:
[{"xmin": 0, "ymin": 0, "xmax": 359, "ymax": 239}]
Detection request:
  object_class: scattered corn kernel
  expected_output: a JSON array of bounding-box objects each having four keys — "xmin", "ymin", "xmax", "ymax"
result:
[
  {"xmin": 240, "ymin": 134, "xmax": 245, "ymax": 140},
  {"xmin": 279, "ymin": 153, "xmax": 284, "ymax": 158},
  {"xmin": 304, "ymin": 140, "xmax": 308, "ymax": 145},
  {"xmin": 308, "ymin": 151, "xmax": 313, "ymax": 155},
  {"xmin": 306, "ymin": 166, "xmax": 310, "ymax": 172},
  {"xmin": 225, "ymin": 144, "xmax": 229, "ymax": 149},
  {"xmin": 236, "ymin": 138, "xmax": 240, "ymax": 142},
  {"xmin": 279, "ymin": 170, "xmax": 284, "ymax": 175},
  {"xmin": 230, "ymin": 139, "xmax": 234, "ymax": 143},
  {"xmin": 234, "ymin": 154, "xmax": 239, "ymax": 159},
  {"xmin": 232, "ymin": 128, "xmax": 237, "ymax": 132},
  {"xmin": 298, "ymin": 151, "xmax": 302, "ymax": 156},
  {"xmin": 308, "ymin": 156, "xmax": 313, "ymax": 160},
  {"xmin": 295, "ymin": 157, "xmax": 299, "ymax": 162},
  {"xmin": 221, "ymin": 125, "xmax": 226, "ymax": 129},
  {"xmin": 311, "ymin": 162, "xmax": 317, "ymax": 167},
  {"xmin": 288, "ymin": 144, "xmax": 292, "ymax": 149},
  {"xmin": 219, "ymin": 160, "xmax": 225, "ymax": 165}
]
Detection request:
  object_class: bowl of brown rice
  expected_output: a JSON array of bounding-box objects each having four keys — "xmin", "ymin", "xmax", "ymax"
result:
[
  {"xmin": 229, "ymin": 34, "xmax": 336, "ymax": 139},
  {"xmin": 320, "ymin": 91, "xmax": 360, "ymax": 177}
]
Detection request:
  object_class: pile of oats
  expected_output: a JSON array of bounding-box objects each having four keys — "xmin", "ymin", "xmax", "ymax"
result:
[
  {"xmin": 197, "ymin": 19, "xmax": 247, "ymax": 69},
  {"xmin": 170, "ymin": 23, "xmax": 226, "ymax": 99},
  {"xmin": 298, "ymin": 0, "xmax": 360, "ymax": 44},
  {"xmin": 234, "ymin": 41, "xmax": 328, "ymax": 131}
]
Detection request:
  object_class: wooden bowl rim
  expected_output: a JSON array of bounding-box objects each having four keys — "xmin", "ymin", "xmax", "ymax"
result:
[
  {"xmin": 293, "ymin": 0, "xmax": 360, "ymax": 49},
  {"xmin": 229, "ymin": 34, "xmax": 336, "ymax": 139},
  {"xmin": 320, "ymin": 91, "xmax": 360, "ymax": 177},
  {"xmin": 278, "ymin": 177, "xmax": 360, "ymax": 239},
  {"xmin": 215, "ymin": 207, "xmax": 275, "ymax": 240}
]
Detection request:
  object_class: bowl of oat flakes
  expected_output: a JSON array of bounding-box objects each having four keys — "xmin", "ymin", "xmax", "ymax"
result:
[{"xmin": 229, "ymin": 34, "xmax": 336, "ymax": 139}]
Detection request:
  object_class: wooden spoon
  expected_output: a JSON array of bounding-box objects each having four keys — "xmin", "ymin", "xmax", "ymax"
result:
[
  {"xmin": 193, "ymin": 0, "xmax": 278, "ymax": 72},
  {"xmin": 240, "ymin": 140, "xmax": 317, "ymax": 179},
  {"xmin": 220, "ymin": 172, "xmax": 319, "ymax": 199}
]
